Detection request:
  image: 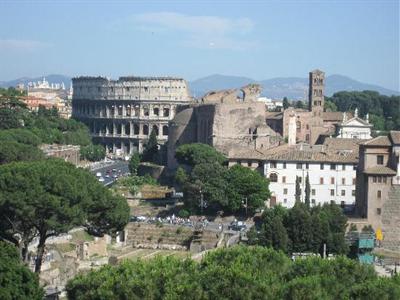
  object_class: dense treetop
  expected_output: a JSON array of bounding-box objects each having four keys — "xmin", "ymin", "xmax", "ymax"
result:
[
  {"xmin": 0, "ymin": 159, "xmax": 129, "ymax": 272},
  {"xmin": 174, "ymin": 144, "xmax": 269, "ymax": 214},
  {"xmin": 0, "ymin": 241, "xmax": 44, "ymax": 299},
  {"xmin": 325, "ymin": 90, "xmax": 400, "ymax": 131},
  {"xmin": 66, "ymin": 246, "xmax": 400, "ymax": 300}
]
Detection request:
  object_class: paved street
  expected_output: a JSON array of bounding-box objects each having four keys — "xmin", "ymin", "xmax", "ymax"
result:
[{"xmin": 90, "ymin": 160, "xmax": 130, "ymax": 186}]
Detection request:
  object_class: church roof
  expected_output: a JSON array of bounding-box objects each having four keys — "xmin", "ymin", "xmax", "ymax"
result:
[
  {"xmin": 340, "ymin": 116, "xmax": 372, "ymax": 127},
  {"xmin": 389, "ymin": 131, "xmax": 400, "ymax": 145},
  {"xmin": 362, "ymin": 136, "xmax": 392, "ymax": 147},
  {"xmin": 363, "ymin": 166, "xmax": 397, "ymax": 175},
  {"xmin": 322, "ymin": 111, "xmax": 352, "ymax": 122}
]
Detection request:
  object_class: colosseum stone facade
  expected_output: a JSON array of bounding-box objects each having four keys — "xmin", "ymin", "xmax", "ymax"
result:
[{"xmin": 72, "ymin": 76, "xmax": 192, "ymax": 155}]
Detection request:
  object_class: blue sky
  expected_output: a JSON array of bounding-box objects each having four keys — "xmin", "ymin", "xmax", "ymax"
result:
[{"xmin": 0, "ymin": 0, "xmax": 399, "ymax": 91}]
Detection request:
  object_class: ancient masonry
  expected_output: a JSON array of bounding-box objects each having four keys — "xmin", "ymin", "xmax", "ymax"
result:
[{"xmin": 72, "ymin": 76, "xmax": 192, "ymax": 154}]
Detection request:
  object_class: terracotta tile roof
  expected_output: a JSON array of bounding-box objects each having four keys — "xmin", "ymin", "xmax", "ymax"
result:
[
  {"xmin": 363, "ymin": 166, "xmax": 397, "ymax": 175},
  {"xmin": 323, "ymin": 138, "xmax": 363, "ymax": 154},
  {"xmin": 322, "ymin": 111, "xmax": 352, "ymax": 122},
  {"xmin": 265, "ymin": 147, "xmax": 358, "ymax": 164},
  {"xmin": 228, "ymin": 148, "xmax": 266, "ymax": 160},
  {"xmin": 362, "ymin": 136, "xmax": 392, "ymax": 147},
  {"xmin": 390, "ymin": 131, "xmax": 400, "ymax": 144}
]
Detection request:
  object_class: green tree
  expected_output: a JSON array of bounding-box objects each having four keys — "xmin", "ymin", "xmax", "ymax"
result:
[
  {"xmin": 174, "ymin": 166, "xmax": 188, "ymax": 186},
  {"xmin": 175, "ymin": 143, "xmax": 227, "ymax": 167},
  {"xmin": 283, "ymin": 97, "xmax": 290, "ymax": 109},
  {"xmin": 80, "ymin": 144, "xmax": 106, "ymax": 162},
  {"xmin": 295, "ymin": 100, "xmax": 305, "ymax": 109},
  {"xmin": 295, "ymin": 176, "xmax": 301, "ymax": 203},
  {"xmin": 304, "ymin": 173, "xmax": 311, "ymax": 208},
  {"xmin": 0, "ymin": 242, "xmax": 44, "ymax": 299},
  {"xmin": 142, "ymin": 129, "xmax": 158, "ymax": 162},
  {"xmin": 128, "ymin": 152, "xmax": 141, "ymax": 175},
  {"xmin": 225, "ymin": 164, "xmax": 270, "ymax": 214},
  {"xmin": 324, "ymin": 99, "xmax": 337, "ymax": 112},
  {"xmin": 0, "ymin": 140, "xmax": 44, "ymax": 164},
  {"xmin": 0, "ymin": 159, "xmax": 129, "ymax": 273},
  {"xmin": 285, "ymin": 203, "xmax": 313, "ymax": 253}
]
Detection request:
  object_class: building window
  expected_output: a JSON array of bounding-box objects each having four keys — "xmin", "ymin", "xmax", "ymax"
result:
[
  {"xmin": 342, "ymin": 164, "xmax": 346, "ymax": 171},
  {"xmin": 340, "ymin": 201, "xmax": 345, "ymax": 208},
  {"xmin": 330, "ymin": 189, "xmax": 335, "ymax": 196},
  {"xmin": 311, "ymin": 199, "xmax": 316, "ymax": 206},
  {"xmin": 163, "ymin": 108, "xmax": 170, "ymax": 117},
  {"xmin": 352, "ymin": 178, "xmax": 356, "ymax": 185},
  {"xmin": 143, "ymin": 125, "xmax": 149, "ymax": 135},
  {"xmin": 377, "ymin": 208, "xmax": 381, "ymax": 215},
  {"xmin": 283, "ymin": 188, "xmax": 288, "ymax": 195},
  {"xmin": 352, "ymin": 190, "xmax": 355, "ymax": 196},
  {"xmin": 341, "ymin": 190, "xmax": 345, "ymax": 196},
  {"xmin": 269, "ymin": 173, "xmax": 278, "ymax": 182},
  {"xmin": 284, "ymin": 198, "xmax": 287, "ymax": 204},
  {"xmin": 270, "ymin": 161, "xmax": 277, "ymax": 168},
  {"xmin": 377, "ymin": 190, "xmax": 382, "ymax": 198},
  {"xmin": 383, "ymin": 177, "xmax": 387, "ymax": 184},
  {"xmin": 378, "ymin": 177, "xmax": 382, "ymax": 183},
  {"xmin": 311, "ymin": 189, "xmax": 316, "ymax": 196},
  {"xmin": 134, "ymin": 124, "xmax": 140, "ymax": 135},
  {"xmin": 247, "ymin": 162, "xmax": 252, "ymax": 167},
  {"xmin": 305, "ymin": 163, "xmax": 309, "ymax": 169},
  {"xmin": 282, "ymin": 176, "xmax": 286, "ymax": 183},
  {"xmin": 162, "ymin": 125, "xmax": 169, "ymax": 136},
  {"xmin": 331, "ymin": 177, "xmax": 335, "ymax": 184},
  {"xmin": 342, "ymin": 178, "xmax": 346, "ymax": 185},
  {"xmin": 330, "ymin": 164, "xmax": 336, "ymax": 170},
  {"xmin": 377, "ymin": 155, "xmax": 384, "ymax": 165},
  {"xmin": 320, "ymin": 164, "xmax": 324, "ymax": 170},
  {"xmin": 320, "ymin": 177, "xmax": 324, "ymax": 184},
  {"xmin": 283, "ymin": 162, "xmax": 286, "ymax": 169},
  {"xmin": 296, "ymin": 163, "xmax": 302, "ymax": 169},
  {"xmin": 143, "ymin": 106, "xmax": 149, "ymax": 116},
  {"xmin": 373, "ymin": 176, "xmax": 377, "ymax": 183},
  {"xmin": 299, "ymin": 177, "xmax": 302, "ymax": 183},
  {"xmin": 153, "ymin": 107, "xmax": 159, "ymax": 116}
]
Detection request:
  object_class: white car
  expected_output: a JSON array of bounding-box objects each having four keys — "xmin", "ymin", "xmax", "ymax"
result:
[
  {"xmin": 96, "ymin": 172, "xmax": 102, "ymax": 177},
  {"xmin": 98, "ymin": 177, "xmax": 105, "ymax": 182}
]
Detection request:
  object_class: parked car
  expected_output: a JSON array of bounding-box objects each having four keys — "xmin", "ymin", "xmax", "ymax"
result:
[{"xmin": 98, "ymin": 177, "xmax": 105, "ymax": 182}]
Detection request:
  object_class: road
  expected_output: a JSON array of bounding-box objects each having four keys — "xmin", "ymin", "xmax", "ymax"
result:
[{"xmin": 90, "ymin": 160, "xmax": 130, "ymax": 186}]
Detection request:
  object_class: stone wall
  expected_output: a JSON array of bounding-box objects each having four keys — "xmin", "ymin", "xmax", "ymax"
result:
[{"xmin": 381, "ymin": 186, "xmax": 400, "ymax": 252}]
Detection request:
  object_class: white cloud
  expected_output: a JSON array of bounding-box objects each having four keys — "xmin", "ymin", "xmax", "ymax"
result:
[
  {"xmin": 124, "ymin": 12, "xmax": 257, "ymax": 50},
  {"xmin": 0, "ymin": 39, "xmax": 52, "ymax": 51}
]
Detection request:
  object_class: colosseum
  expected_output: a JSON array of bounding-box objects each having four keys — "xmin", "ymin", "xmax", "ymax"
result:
[{"xmin": 72, "ymin": 76, "xmax": 192, "ymax": 155}]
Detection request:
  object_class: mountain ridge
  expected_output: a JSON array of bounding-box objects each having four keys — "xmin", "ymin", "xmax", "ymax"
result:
[{"xmin": 1, "ymin": 73, "xmax": 398, "ymax": 99}]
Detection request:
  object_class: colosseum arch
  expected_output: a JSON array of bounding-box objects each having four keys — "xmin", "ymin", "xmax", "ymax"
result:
[
  {"xmin": 134, "ymin": 124, "xmax": 140, "ymax": 135},
  {"xmin": 162, "ymin": 125, "xmax": 169, "ymax": 136},
  {"xmin": 152, "ymin": 125, "xmax": 159, "ymax": 136},
  {"xmin": 143, "ymin": 124, "xmax": 149, "ymax": 135},
  {"xmin": 125, "ymin": 123, "xmax": 130, "ymax": 135}
]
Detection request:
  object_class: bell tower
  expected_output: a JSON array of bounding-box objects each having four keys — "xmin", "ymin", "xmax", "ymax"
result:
[{"xmin": 308, "ymin": 69, "xmax": 325, "ymax": 115}]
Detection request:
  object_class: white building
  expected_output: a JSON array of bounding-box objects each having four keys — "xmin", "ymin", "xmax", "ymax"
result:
[
  {"xmin": 257, "ymin": 97, "xmax": 283, "ymax": 111},
  {"xmin": 336, "ymin": 109, "xmax": 372, "ymax": 139},
  {"xmin": 264, "ymin": 143, "xmax": 359, "ymax": 208}
]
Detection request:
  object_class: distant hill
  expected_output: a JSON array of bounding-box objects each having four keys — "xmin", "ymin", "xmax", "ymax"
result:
[
  {"xmin": 0, "ymin": 74, "xmax": 72, "ymax": 89},
  {"xmin": 189, "ymin": 74, "xmax": 399, "ymax": 99},
  {"xmin": 1, "ymin": 73, "xmax": 398, "ymax": 99}
]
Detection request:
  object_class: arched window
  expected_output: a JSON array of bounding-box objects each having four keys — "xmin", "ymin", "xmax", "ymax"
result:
[
  {"xmin": 153, "ymin": 107, "xmax": 159, "ymax": 116},
  {"xmin": 163, "ymin": 107, "xmax": 170, "ymax": 117},
  {"xmin": 269, "ymin": 173, "xmax": 278, "ymax": 182},
  {"xmin": 134, "ymin": 124, "xmax": 140, "ymax": 135},
  {"xmin": 125, "ymin": 123, "xmax": 130, "ymax": 135},
  {"xmin": 152, "ymin": 125, "xmax": 159, "ymax": 136},
  {"xmin": 143, "ymin": 125, "xmax": 149, "ymax": 135},
  {"xmin": 143, "ymin": 106, "xmax": 149, "ymax": 117},
  {"xmin": 162, "ymin": 125, "xmax": 168, "ymax": 136}
]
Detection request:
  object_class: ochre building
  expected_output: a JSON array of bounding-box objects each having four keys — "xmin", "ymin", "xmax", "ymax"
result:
[{"xmin": 72, "ymin": 76, "xmax": 192, "ymax": 154}]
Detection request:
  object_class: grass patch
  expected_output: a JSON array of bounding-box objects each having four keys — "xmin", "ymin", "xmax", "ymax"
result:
[
  {"xmin": 55, "ymin": 242, "xmax": 75, "ymax": 253},
  {"xmin": 71, "ymin": 230, "xmax": 94, "ymax": 242}
]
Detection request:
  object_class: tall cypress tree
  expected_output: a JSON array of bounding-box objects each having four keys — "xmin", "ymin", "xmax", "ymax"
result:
[
  {"xmin": 305, "ymin": 173, "xmax": 311, "ymax": 208},
  {"xmin": 295, "ymin": 176, "xmax": 301, "ymax": 203},
  {"xmin": 142, "ymin": 129, "xmax": 158, "ymax": 162}
]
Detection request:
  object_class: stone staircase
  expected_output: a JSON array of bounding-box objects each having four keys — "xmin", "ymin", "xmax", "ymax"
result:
[{"xmin": 382, "ymin": 185, "xmax": 400, "ymax": 252}]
